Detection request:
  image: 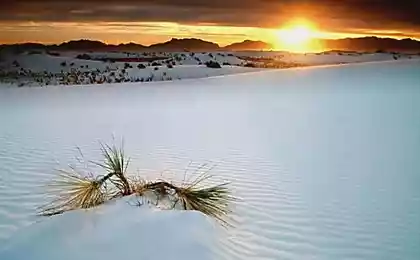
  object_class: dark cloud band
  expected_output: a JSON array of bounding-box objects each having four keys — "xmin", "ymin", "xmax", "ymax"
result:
[{"xmin": 1, "ymin": 0, "xmax": 419, "ymax": 32}]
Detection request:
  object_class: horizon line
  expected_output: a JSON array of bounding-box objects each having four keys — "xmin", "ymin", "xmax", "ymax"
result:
[{"xmin": 2, "ymin": 35, "xmax": 420, "ymax": 47}]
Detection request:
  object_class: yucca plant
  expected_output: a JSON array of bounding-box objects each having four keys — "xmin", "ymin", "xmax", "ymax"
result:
[
  {"xmin": 40, "ymin": 141, "xmax": 233, "ymax": 224},
  {"xmin": 40, "ymin": 171, "xmax": 105, "ymax": 216},
  {"xmin": 92, "ymin": 142, "xmax": 132, "ymax": 196}
]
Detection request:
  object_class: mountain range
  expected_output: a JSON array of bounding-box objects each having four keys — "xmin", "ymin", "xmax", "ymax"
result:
[{"xmin": 1, "ymin": 37, "xmax": 420, "ymax": 53}]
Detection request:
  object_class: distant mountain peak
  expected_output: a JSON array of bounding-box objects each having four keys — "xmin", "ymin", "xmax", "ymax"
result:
[
  {"xmin": 224, "ymin": 40, "xmax": 273, "ymax": 50},
  {"xmin": 149, "ymin": 38, "xmax": 220, "ymax": 51}
]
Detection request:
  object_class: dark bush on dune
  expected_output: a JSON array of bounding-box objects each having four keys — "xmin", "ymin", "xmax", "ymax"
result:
[
  {"xmin": 60, "ymin": 61, "xmax": 67, "ymax": 67},
  {"xmin": 167, "ymin": 64, "xmax": 173, "ymax": 69},
  {"xmin": 28, "ymin": 50, "xmax": 42, "ymax": 55},
  {"xmin": 244, "ymin": 62, "xmax": 256, "ymax": 68},
  {"xmin": 76, "ymin": 54, "xmax": 92, "ymax": 60},
  {"xmin": 48, "ymin": 52, "xmax": 61, "ymax": 57},
  {"xmin": 151, "ymin": 61, "xmax": 161, "ymax": 66},
  {"xmin": 137, "ymin": 63, "xmax": 146, "ymax": 69},
  {"xmin": 205, "ymin": 61, "xmax": 221, "ymax": 69},
  {"xmin": 223, "ymin": 62, "xmax": 231, "ymax": 66},
  {"xmin": 227, "ymin": 53, "xmax": 234, "ymax": 56},
  {"xmin": 154, "ymin": 67, "xmax": 159, "ymax": 71},
  {"xmin": 124, "ymin": 63, "xmax": 133, "ymax": 69}
]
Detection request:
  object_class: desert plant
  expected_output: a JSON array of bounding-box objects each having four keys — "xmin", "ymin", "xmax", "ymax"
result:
[
  {"xmin": 39, "ymin": 142, "xmax": 233, "ymax": 224},
  {"xmin": 167, "ymin": 64, "xmax": 173, "ymax": 69},
  {"xmin": 76, "ymin": 54, "xmax": 91, "ymax": 60},
  {"xmin": 137, "ymin": 63, "xmax": 146, "ymax": 69},
  {"xmin": 244, "ymin": 62, "xmax": 256, "ymax": 68},
  {"xmin": 205, "ymin": 60, "xmax": 221, "ymax": 69},
  {"xmin": 48, "ymin": 52, "xmax": 61, "ymax": 57}
]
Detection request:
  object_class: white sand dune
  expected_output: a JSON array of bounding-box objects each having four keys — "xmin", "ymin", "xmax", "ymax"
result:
[
  {"xmin": 0, "ymin": 60, "xmax": 419, "ymax": 259},
  {"xmin": 1, "ymin": 50, "xmax": 417, "ymax": 87},
  {"xmin": 0, "ymin": 196, "xmax": 217, "ymax": 260}
]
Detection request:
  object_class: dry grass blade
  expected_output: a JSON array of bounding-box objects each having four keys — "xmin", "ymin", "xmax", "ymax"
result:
[
  {"xmin": 139, "ymin": 172, "xmax": 233, "ymax": 224},
  {"xmin": 177, "ymin": 183, "xmax": 232, "ymax": 224},
  {"xmin": 92, "ymin": 142, "xmax": 131, "ymax": 195},
  {"xmin": 39, "ymin": 171, "xmax": 105, "ymax": 216}
]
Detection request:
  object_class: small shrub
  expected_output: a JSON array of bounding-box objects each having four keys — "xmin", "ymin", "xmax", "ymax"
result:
[
  {"xmin": 76, "ymin": 54, "xmax": 91, "ymax": 60},
  {"xmin": 244, "ymin": 62, "xmax": 256, "ymax": 68},
  {"xmin": 167, "ymin": 64, "xmax": 173, "ymax": 69},
  {"xmin": 154, "ymin": 67, "xmax": 159, "ymax": 71},
  {"xmin": 151, "ymin": 61, "xmax": 161, "ymax": 66},
  {"xmin": 208, "ymin": 53, "xmax": 214, "ymax": 58},
  {"xmin": 70, "ymin": 62, "xmax": 75, "ymax": 66},
  {"xmin": 227, "ymin": 53, "xmax": 234, "ymax": 56},
  {"xmin": 48, "ymin": 52, "xmax": 60, "ymax": 57},
  {"xmin": 223, "ymin": 62, "xmax": 231, "ymax": 66},
  {"xmin": 205, "ymin": 61, "xmax": 221, "ymax": 69},
  {"xmin": 28, "ymin": 50, "xmax": 42, "ymax": 55},
  {"xmin": 137, "ymin": 63, "xmax": 146, "ymax": 69},
  {"xmin": 60, "ymin": 61, "xmax": 67, "ymax": 67}
]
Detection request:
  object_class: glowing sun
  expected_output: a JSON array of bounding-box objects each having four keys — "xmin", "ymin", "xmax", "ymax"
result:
[{"xmin": 276, "ymin": 21, "xmax": 319, "ymax": 52}]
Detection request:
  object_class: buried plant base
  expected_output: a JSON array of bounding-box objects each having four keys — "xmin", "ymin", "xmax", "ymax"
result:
[{"xmin": 39, "ymin": 142, "xmax": 233, "ymax": 225}]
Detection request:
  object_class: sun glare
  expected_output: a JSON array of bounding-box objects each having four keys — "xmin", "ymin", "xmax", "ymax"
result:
[{"xmin": 276, "ymin": 20, "xmax": 320, "ymax": 52}]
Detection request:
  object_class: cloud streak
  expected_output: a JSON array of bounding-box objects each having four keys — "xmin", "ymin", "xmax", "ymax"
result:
[{"xmin": 1, "ymin": 0, "xmax": 419, "ymax": 32}]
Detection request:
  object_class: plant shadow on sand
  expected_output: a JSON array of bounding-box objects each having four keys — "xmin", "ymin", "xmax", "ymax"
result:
[{"xmin": 38, "ymin": 141, "xmax": 234, "ymax": 225}]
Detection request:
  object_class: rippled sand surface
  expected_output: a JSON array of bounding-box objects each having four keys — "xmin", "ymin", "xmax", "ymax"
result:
[{"xmin": 1, "ymin": 61, "xmax": 420, "ymax": 259}]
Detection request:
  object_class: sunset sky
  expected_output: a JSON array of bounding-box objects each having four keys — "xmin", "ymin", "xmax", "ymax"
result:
[{"xmin": 1, "ymin": 0, "xmax": 420, "ymax": 48}]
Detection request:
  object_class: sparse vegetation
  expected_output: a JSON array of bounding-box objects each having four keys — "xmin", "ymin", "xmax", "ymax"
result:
[
  {"xmin": 244, "ymin": 62, "xmax": 256, "ymax": 68},
  {"xmin": 28, "ymin": 50, "xmax": 42, "ymax": 55},
  {"xmin": 76, "ymin": 54, "xmax": 92, "ymax": 60},
  {"xmin": 39, "ymin": 142, "xmax": 233, "ymax": 225},
  {"xmin": 205, "ymin": 60, "xmax": 221, "ymax": 69},
  {"xmin": 124, "ymin": 63, "xmax": 133, "ymax": 69},
  {"xmin": 47, "ymin": 52, "xmax": 60, "ymax": 57},
  {"xmin": 137, "ymin": 63, "xmax": 146, "ymax": 69}
]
